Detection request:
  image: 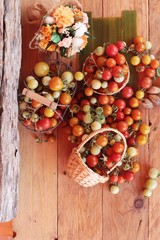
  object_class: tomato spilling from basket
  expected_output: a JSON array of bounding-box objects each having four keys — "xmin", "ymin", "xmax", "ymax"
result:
[
  {"xmin": 18, "ymin": 60, "xmax": 77, "ymax": 133},
  {"xmin": 82, "ymin": 42, "xmax": 130, "ymax": 95}
]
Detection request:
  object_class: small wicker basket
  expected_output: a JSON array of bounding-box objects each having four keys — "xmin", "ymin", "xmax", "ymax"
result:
[
  {"xmin": 67, "ymin": 127, "xmax": 127, "ymax": 187},
  {"xmin": 83, "ymin": 52, "xmax": 130, "ymax": 96}
]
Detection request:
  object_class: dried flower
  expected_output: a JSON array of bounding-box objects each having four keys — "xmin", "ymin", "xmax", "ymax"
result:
[
  {"xmin": 52, "ymin": 6, "xmax": 74, "ymax": 28},
  {"xmin": 33, "ymin": 4, "xmax": 90, "ymax": 58},
  {"xmin": 58, "ymin": 37, "xmax": 72, "ymax": 48},
  {"xmin": 73, "ymin": 22, "xmax": 88, "ymax": 38}
]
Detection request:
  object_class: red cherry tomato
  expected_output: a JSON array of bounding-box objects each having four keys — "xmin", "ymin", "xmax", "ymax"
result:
[
  {"xmin": 102, "ymin": 69, "xmax": 112, "ymax": 81},
  {"xmin": 144, "ymin": 68, "xmax": 156, "ymax": 78},
  {"xmin": 114, "ymin": 99, "xmax": 126, "ymax": 111},
  {"xmin": 108, "ymin": 81, "xmax": 119, "ymax": 92},
  {"xmin": 109, "ymin": 175, "xmax": 118, "ymax": 183},
  {"xmin": 116, "ymin": 111, "xmax": 125, "ymax": 121},
  {"xmin": 117, "ymin": 121, "xmax": 128, "ymax": 133},
  {"xmin": 123, "ymin": 171, "xmax": 134, "ymax": 182},
  {"xmin": 76, "ymin": 111, "xmax": 84, "ymax": 121},
  {"xmin": 113, "ymin": 142, "xmax": 124, "ymax": 153},
  {"xmin": 86, "ymin": 155, "xmax": 98, "ymax": 167},
  {"xmin": 121, "ymin": 86, "xmax": 134, "ymax": 99},
  {"xmin": 127, "ymin": 136, "xmax": 136, "ymax": 146},
  {"xmin": 98, "ymin": 95, "xmax": 109, "ymax": 105},
  {"xmin": 106, "ymin": 58, "xmax": 116, "ymax": 68},
  {"xmin": 85, "ymin": 65, "xmax": 96, "ymax": 73},
  {"xmin": 140, "ymin": 77, "xmax": 152, "ymax": 89},
  {"xmin": 105, "ymin": 159, "xmax": 114, "ymax": 169},
  {"xmin": 118, "ymin": 175, "xmax": 125, "ymax": 184},
  {"xmin": 36, "ymin": 118, "xmax": 52, "ymax": 131},
  {"xmin": 115, "ymin": 41, "xmax": 126, "ymax": 50},
  {"xmin": 106, "ymin": 147, "xmax": 114, "ymax": 156},
  {"xmin": 80, "ymin": 99, "xmax": 90, "ymax": 107},
  {"xmin": 112, "ymin": 66, "xmax": 123, "ymax": 78},
  {"xmin": 111, "ymin": 153, "xmax": 122, "ymax": 162},
  {"xmin": 114, "ymin": 53, "xmax": 126, "ymax": 65},
  {"xmin": 106, "ymin": 44, "xmax": 118, "ymax": 57}
]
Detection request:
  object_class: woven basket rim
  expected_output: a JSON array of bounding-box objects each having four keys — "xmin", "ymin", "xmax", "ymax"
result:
[
  {"xmin": 67, "ymin": 127, "xmax": 127, "ymax": 183},
  {"xmin": 82, "ymin": 52, "xmax": 130, "ymax": 95}
]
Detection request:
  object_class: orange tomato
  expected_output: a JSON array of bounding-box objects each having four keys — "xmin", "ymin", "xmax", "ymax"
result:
[
  {"xmin": 96, "ymin": 135, "xmax": 108, "ymax": 147},
  {"xmin": 131, "ymin": 161, "xmax": 141, "ymax": 173},
  {"xmin": 128, "ymin": 97, "xmax": 140, "ymax": 108},
  {"xmin": 32, "ymin": 99, "xmax": 43, "ymax": 108},
  {"xmin": 72, "ymin": 125, "xmax": 84, "ymax": 137},
  {"xmin": 103, "ymin": 105, "xmax": 113, "ymax": 116},
  {"xmin": 135, "ymin": 42, "xmax": 145, "ymax": 52},
  {"xmin": 49, "ymin": 77, "xmax": 64, "ymax": 91},
  {"xmin": 96, "ymin": 56, "xmax": 107, "ymax": 67},
  {"xmin": 150, "ymin": 59, "xmax": 160, "ymax": 69},
  {"xmin": 59, "ymin": 92, "xmax": 72, "ymax": 105},
  {"xmin": 84, "ymin": 87, "xmax": 94, "ymax": 96},
  {"xmin": 50, "ymin": 118, "xmax": 58, "ymax": 127},
  {"xmin": 133, "ymin": 36, "xmax": 144, "ymax": 45},
  {"xmin": 69, "ymin": 117, "xmax": 79, "ymax": 127},
  {"xmin": 114, "ymin": 53, "xmax": 126, "ymax": 65},
  {"xmin": 106, "ymin": 58, "xmax": 116, "ymax": 68}
]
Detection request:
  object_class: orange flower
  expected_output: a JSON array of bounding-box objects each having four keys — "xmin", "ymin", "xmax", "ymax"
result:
[
  {"xmin": 47, "ymin": 44, "xmax": 56, "ymax": 51},
  {"xmin": 40, "ymin": 25, "xmax": 52, "ymax": 37},
  {"xmin": 52, "ymin": 6, "xmax": 74, "ymax": 28},
  {"xmin": 38, "ymin": 37, "xmax": 51, "ymax": 49},
  {"xmin": 80, "ymin": 35, "xmax": 88, "ymax": 50}
]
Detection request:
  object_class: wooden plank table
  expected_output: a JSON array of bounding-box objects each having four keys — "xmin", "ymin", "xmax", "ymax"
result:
[{"xmin": 11, "ymin": 0, "xmax": 160, "ymax": 239}]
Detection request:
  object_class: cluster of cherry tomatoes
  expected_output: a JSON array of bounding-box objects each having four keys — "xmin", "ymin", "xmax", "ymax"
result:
[
  {"xmin": 83, "ymin": 41, "xmax": 129, "ymax": 95},
  {"xmin": 80, "ymin": 129, "xmax": 126, "ymax": 179},
  {"xmin": 129, "ymin": 36, "xmax": 160, "ymax": 102},
  {"xmin": 18, "ymin": 61, "xmax": 78, "ymax": 133},
  {"xmin": 143, "ymin": 167, "xmax": 160, "ymax": 198}
]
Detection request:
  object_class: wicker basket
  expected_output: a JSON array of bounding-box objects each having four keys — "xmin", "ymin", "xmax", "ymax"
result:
[
  {"xmin": 83, "ymin": 52, "xmax": 130, "ymax": 96},
  {"xmin": 18, "ymin": 60, "xmax": 76, "ymax": 133},
  {"xmin": 67, "ymin": 127, "xmax": 127, "ymax": 187}
]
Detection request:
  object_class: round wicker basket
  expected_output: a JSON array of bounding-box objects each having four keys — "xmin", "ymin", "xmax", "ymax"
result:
[
  {"xmin": 82, "ymin": 52, "xmax": 130, "ymax": 96},
  {"xmin": 67, "ymin": 127, "xmax": 127, "ymax": 187}
]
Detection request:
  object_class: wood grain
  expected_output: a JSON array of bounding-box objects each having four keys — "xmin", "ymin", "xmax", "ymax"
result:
[
  {"xmin": 11, "ymin": 0, "xmax": 160, "ymax": 240},
  {"xmin": 0, "ymin": 0, "xmax": 21, "ymax": 222},
  {"xmin": 148, "ymin": 1, "xmax": 160, "ymax": 240}
]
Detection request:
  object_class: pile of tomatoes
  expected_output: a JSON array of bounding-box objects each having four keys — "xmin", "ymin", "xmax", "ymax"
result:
[
  {"xmin": 66, "ymin": 81, "xmax": 151, "ymax": 193},
  {"xmin": 80, "ymin": 129, "xmax": 126, "ymax": 176},
  {"xmin": 18, "ymin": 61, "xmax": 77, "ymax": 132},
  {"xmin": 83, "ymin": 41, "xmax": 129, "ymax": 95},
  {"xmin": 129, "ymin": 36, "xmax": 160, "ymax": 101}
]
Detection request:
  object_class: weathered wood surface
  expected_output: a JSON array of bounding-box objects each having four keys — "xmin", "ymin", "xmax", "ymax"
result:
[
  {"xmin": 0, "ymin": 0, "xmax": 21, "ymax": 222},
  {"xmin": 12, "ymin": 0, "xmax": 160, "ymax": 240}
]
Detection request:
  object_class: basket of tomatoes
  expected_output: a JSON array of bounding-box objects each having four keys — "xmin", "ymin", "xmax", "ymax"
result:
[
  {"xmin": 18, "ymin": 60, "xmax": 77, "ymax": 133},
  {"xmin": 82, "ymin": 42, "xmax": 130, "ymax": 95},
  {"xmin": 67, "ymin": 127, "xmax": 127, "ymax": 187}
]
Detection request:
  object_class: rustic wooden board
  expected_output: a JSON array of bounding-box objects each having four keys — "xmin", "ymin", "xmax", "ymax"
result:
[
  {"xmin": 0, "ymin": 0, "xmax": 21, "ymax": 222},
  {"xmin": 11, "ymin": 0, "xmax": 160, "ymax": 240}
]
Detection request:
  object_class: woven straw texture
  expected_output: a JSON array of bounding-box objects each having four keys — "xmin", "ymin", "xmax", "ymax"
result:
[{"xmin": 67, "ymin": 127, "xmax": 127, "ymax": 187}]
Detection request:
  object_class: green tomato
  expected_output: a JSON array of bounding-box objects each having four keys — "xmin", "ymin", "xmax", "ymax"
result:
[
  {"xmin": 34, "ymin": 62, "xmax": 49, "ymax": 77},
  {"xmin": 61, "ymin": 71, "xmax": 74, "ymax": 83},
  {"xmin": 148, "ymin": 168, "xmax": 160, "ymax": 179},
  {"xmin": 110, "ymin": 185, "xmax": 120, "ymax": 194},
  {"xmin": 145, "ymin": 179, "xmax": 158, "ymax": 190},
  {"xmin": 143, "ymin": 188, "xmax": 152, "ymax": 198}
]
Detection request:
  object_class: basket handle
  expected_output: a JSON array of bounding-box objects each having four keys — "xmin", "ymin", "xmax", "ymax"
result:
[{"xmin": 22, "ymin": 88, "xmax": 58, "ymax": 110}]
